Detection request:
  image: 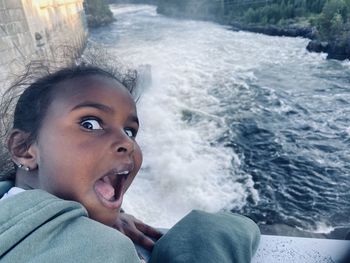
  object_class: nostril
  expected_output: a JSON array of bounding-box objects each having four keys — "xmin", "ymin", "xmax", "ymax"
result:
[{"xmin": 117, "ymin": 146, "xmax": 127, "ymax": 153}]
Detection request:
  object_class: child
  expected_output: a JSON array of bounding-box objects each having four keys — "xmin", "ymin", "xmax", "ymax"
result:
[{"xmin": 0, "ymin": 63, "xmax": 260, "ymax": 262}]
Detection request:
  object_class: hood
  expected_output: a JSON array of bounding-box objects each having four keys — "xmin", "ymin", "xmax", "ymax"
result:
[{"xmin": 0, "ymin": 180, "xmax": 14, "ymax": 198}]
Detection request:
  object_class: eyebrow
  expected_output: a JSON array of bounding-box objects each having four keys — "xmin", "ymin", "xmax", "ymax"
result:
[
  {"xmin": 71, "ymin": 102, "xmax": 114, "ymax": 114},
  {"xmin": 71, "ymin": 101, "xmax": 139, "ymax": 125}
]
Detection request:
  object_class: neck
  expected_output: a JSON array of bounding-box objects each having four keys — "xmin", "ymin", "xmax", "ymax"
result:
[{"xmin": 15, "ymin": 170, "xmax": 39, "ymax": 190}]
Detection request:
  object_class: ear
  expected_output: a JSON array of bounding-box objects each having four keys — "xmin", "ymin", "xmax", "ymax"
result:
[{"xmin": 7, "ymin": 129, "xmax": 38, "ymax": 170}]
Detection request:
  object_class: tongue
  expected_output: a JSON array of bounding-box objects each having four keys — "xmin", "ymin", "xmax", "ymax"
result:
[{"xmin": 95, "ymin": 179, "xmax": 115, "ymax": 201}]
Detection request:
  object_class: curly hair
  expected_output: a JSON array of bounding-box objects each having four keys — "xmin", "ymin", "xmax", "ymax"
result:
[{"xmin": 0, "ymin": 60, "xmax": 138, "ymax": 181}]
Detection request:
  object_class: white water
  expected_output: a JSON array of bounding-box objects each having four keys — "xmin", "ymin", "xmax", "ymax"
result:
[{"xmin": 90, "ymin": 4, "xmax": 344, "ymax": 228}]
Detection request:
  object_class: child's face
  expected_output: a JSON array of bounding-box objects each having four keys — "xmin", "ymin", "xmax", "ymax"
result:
[{"xmin": 33, "ymin": 75, "xmax": 142, "ymax": 225}]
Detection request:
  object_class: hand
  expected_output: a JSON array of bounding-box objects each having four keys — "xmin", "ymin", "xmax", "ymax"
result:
[{"xmin": 113, "ymin": 212, "xmax": 163, "ymax": 251}]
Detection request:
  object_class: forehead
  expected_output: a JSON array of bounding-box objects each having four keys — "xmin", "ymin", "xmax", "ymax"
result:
[{"xmin": 49, "ymin": 75, "xmax": 137, "ymax": 114}]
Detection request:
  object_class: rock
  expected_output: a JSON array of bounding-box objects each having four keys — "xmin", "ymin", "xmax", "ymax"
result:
[
  {"xmin": 229, "ymin": 22, "xmax": 316, "ymax": 39},
  {"xmin": 306, "ymin": 40, "xmax": 329, "ymax": 53},
  {"xmin": 86, "ymin": 14, "xmax": 116, "ymax": 28},
  {"xmin": 326, "ymin": 42, "xmax": 350, "ymax": 60},
  {"xmin": 307, "ymin": 39, "xmax": 350, "ymax": 60}
]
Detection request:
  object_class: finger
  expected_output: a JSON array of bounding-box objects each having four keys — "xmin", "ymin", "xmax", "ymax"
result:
[
  {"xmin": 134, "ymin": 221, "xmax": 163, "ymax": 240},
  {"xmin": 124, "ymin": 227, "xmax": 156, "ymax": 251},
  {"xmin": 136, "ymin": 234, "xmax": 156, "ymax": 251},
  {"xmin": 113, "ymin": 220, "xmax": 127, "ymax": 234}
]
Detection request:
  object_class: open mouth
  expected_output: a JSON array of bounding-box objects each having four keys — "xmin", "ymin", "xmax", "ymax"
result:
[{"xmin": 94, "ymin": 169, "xmax": 130, "ymax": 209}]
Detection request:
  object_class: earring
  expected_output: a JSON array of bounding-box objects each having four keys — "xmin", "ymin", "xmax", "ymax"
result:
[{"xmin": 17, "ymin": 164, "xmax": 30, "ymax": 172}]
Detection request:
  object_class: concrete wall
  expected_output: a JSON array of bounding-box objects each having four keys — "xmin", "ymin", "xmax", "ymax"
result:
[
  {"xmin": 0, "ymin": 0, "xmax": 34, "ymax": 83},
  {"xmin": 0, "ymin": 0, "xmax": 88, "ymax": 87}
]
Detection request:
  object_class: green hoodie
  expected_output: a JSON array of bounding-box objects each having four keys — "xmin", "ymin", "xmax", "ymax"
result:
[
  {"xmin": 0, "ymin": 181, "xmax": 260, "ymax": 263},
  {"xmin": 0, "ymin": 181, "xmax": 141, "ymax": 263}
]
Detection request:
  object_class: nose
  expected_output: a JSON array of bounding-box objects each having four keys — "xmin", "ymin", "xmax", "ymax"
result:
[{"xmin": 113, "ymin": 131, "xmax": 134, "ymax": 154}]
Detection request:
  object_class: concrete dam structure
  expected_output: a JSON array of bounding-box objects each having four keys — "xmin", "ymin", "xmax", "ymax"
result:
[{"xmin": 0, "ymin": 0, "xmax": 88, "ymax": 86}]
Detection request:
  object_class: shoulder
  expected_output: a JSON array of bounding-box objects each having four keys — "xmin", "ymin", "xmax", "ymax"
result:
[
  {"xmin": 41, "ymin": 215, "xmax": 140, "ymax": 262},
  {"xmin": 0, "ymin": 189, "xmax": 140, "ymax": 263}
]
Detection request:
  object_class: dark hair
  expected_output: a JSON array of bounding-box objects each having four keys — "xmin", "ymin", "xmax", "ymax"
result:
[{"xmin": 0, "ymin": 62, "xmax": 137, "ymax": 180}]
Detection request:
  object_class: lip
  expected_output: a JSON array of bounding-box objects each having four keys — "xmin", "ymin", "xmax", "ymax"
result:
[{"xmin": 94, "ymin": 164, "xmax": 133, "ymax": 209}]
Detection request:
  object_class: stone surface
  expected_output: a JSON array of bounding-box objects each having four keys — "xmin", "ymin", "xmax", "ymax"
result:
[
  {"xmin": 306, "ymin": 40, "xmax": 329, "ymax": 53},
  {"xmin": 0, "ymin": 0, "xmax": 5, "ymax": 10},
  {"xmin": 0, "ymin": 0, "xmax": 88, "ymax": 86},
  {"xmin": 230, "ymin": 22, "xmax": 316, "ymax": 39},
  {"xmin": 4, "ymin": 0, "xmax": 22, "ymax": 9},
  {"xmin": 307, "ymin": 39, "xmax": 350, "ymax": 60}
]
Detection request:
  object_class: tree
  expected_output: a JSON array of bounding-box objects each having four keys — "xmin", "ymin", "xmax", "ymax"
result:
[
  {"xmin": 317, "ymin": 0, "xmax": 348, "ymax": 39},
  {"xmin": 84, "ymin": 0, "xmax": 115, "ymax": 28},
  {"xmin": 322, "ymin": 0, "xmax": 347, "ymax": 22}
]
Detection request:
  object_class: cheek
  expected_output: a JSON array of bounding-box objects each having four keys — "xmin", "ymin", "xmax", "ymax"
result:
[
  {"xmin": 125, "ymin": 144, "xmax": 142, "ymax": 190},
  {"xmin": 134, "ymin": 143, "xmax": 143, "ymax": 172},
  {"xmin": 37, "ymin": 139, "xmax": 93, "ymax": 194}
]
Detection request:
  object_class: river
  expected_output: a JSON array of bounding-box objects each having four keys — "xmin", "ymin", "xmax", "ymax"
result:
[{"xmin": 89, "ymin": 4, "xmax": 350, "ymax": 233}]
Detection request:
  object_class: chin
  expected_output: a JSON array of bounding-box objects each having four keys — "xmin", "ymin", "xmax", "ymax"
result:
[{"xmin": 90, "ymin": 209, "xmax": 120, "ymax": 227}]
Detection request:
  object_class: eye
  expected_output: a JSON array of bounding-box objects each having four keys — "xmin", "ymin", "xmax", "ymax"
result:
[
  {"xmin": 80, "ymin": 118, "xmax": 103, "ymax": 130},
  {"xmin": 124, "ymin": 128, "xmax": 137, "ymax": 138}
]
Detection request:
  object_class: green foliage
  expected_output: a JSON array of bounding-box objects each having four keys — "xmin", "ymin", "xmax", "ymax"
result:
[
  {"xmin": 323, "ymin": 0, "xmax": 347, "ymax": 21},
  {"xmin": 84, "ymin": 0, "xmax": 115, "ymax": 27},
  {"xmin": 316, "ymin": 0, "xmax": 348, "ymax": 39},
  {"xmin": 244, "ymin": 8, "xmax": 259, "ymax": 23},
  {"xmin": 156, "ymin": 0, "xmax": 330, "ymax": 24},
  {"xmin": 157, "ymin": 0, "xmax": 191, "ymax": 14},
  {"xmin": 331, "ymin": 13, "xmax": 344, "ymax": 32},
  {"xmin": 85, "ymin": 0, "xmax": 113, "ymax": 17},
  {"xmin": 156, "ymin": 0, "xmax": 221, "ymax": 20},
  {"xmin": 306, "ymin": 0, "xmax": 328, "ymax": 13},
  {"xmin": 227, "ymin": 0, "xmax": 329, "ymax": 25},
  {"xmin": 153, "ymin": 0, "xmax": 350, "ymax": 58},
  {"xmin": 156, "ymin": 0, "xmax": 350, "ymax": 44}
]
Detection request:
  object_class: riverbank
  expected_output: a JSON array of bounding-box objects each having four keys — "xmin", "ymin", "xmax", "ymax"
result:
[
  {"xmin": 228, "ymin": 21, "xmax": 350, "ymax": 60},
  {"xmin": 229, "ymin": 22, "xmax": 316, "ymax": 39},
  {"xmin": 306, "ymin": 39, "xmax": 350, "ymax": 60},
  {"xmin": 155, "ymin": 1, "xmax": 350, "ymax": 61},
  {"xmin": 156, "ymin": 5, "xmax": 316, "ymax": 39}
]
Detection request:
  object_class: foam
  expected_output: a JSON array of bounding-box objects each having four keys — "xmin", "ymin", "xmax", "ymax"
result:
[{"xmin": 101, "ymin": 4, "xmax": 316, "ymax": 227}]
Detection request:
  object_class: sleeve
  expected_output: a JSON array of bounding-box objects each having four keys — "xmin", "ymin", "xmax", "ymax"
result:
[
  {"xmin": 149, "ymin": 210, "xmax": 260, "ymax": 263},
  {"xmin": 31, "ymin": 216, "xmax": 142, "ymax": 263},
  {"xmin": 0, "ymin": 189, "xmax": 141, "ymax": 263}
]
